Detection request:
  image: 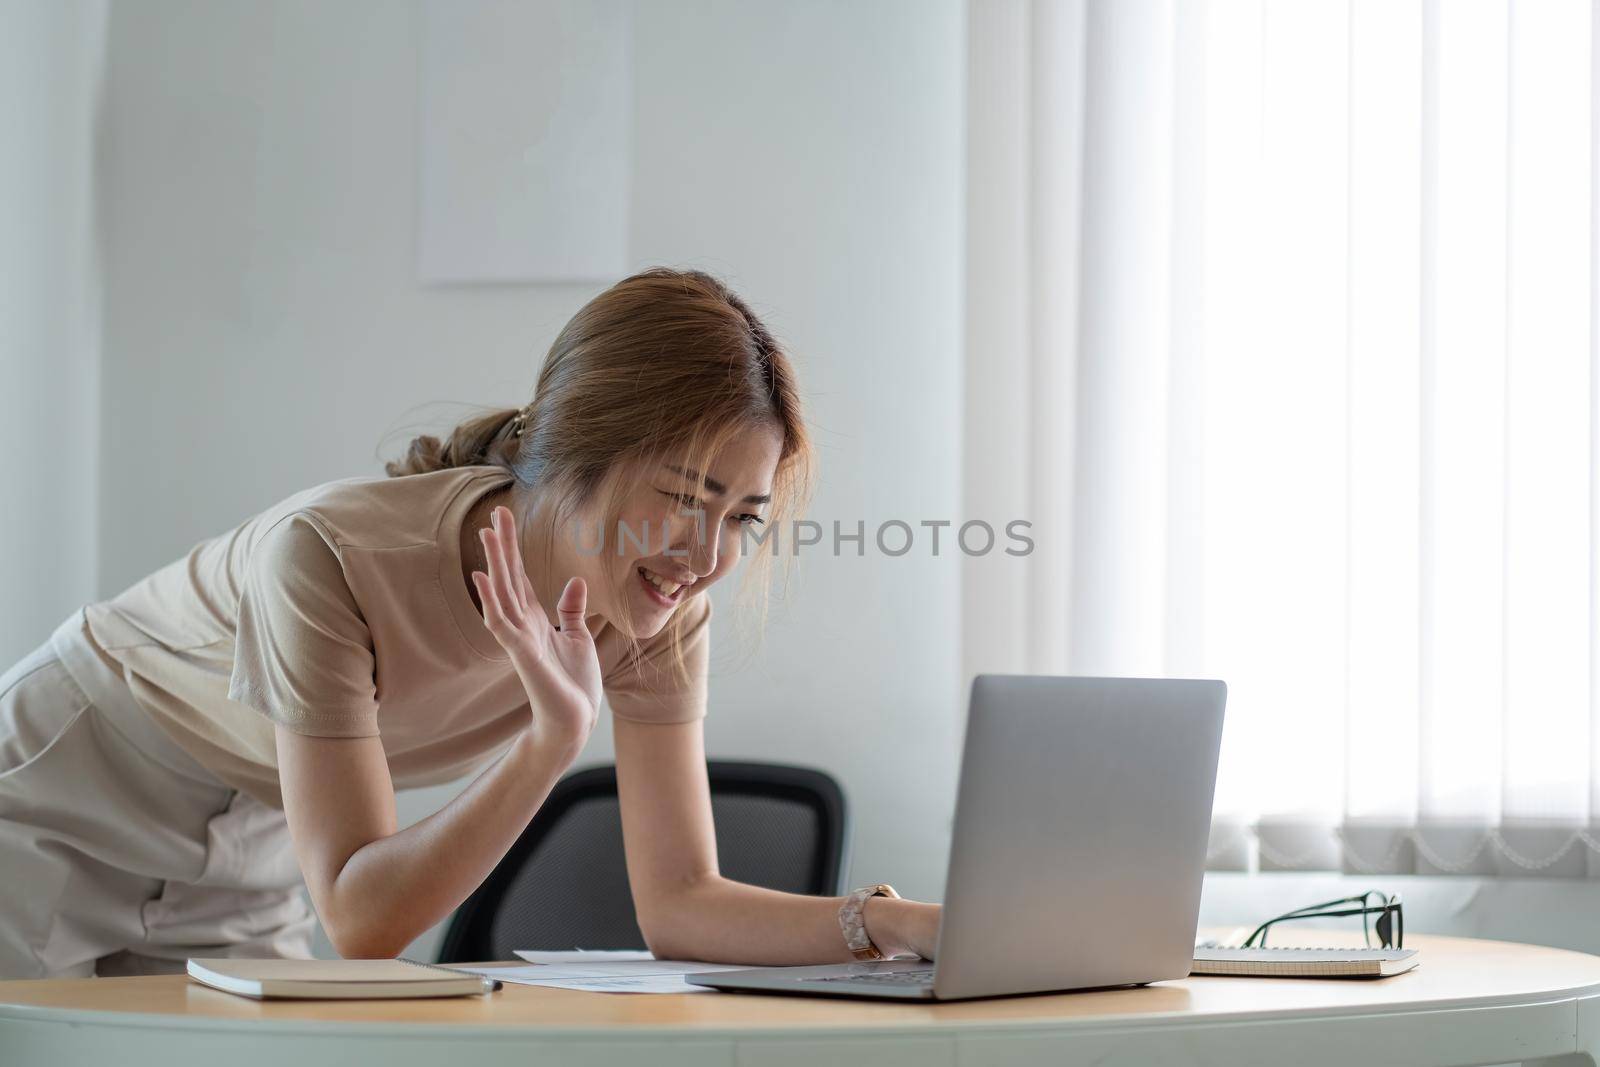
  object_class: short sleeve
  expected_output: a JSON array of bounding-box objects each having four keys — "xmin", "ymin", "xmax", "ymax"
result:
[
  {"xmin": 227, "ymin": 513, "xmax": 380, "ymax": 737},
  {"xmin": 604, "ymin": 594, "xmax": 711, "ymax": 725}
]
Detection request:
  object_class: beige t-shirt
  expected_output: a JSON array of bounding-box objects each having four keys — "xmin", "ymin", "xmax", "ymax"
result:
[{"xmin": 82, "ymin": 465, "xmax": 710, "ymax": 808}]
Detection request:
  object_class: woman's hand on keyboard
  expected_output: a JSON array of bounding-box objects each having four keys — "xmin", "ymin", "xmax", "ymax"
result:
[{"xmin": 868, "ymin": 898, "xmax": 942, "ymax": 960}]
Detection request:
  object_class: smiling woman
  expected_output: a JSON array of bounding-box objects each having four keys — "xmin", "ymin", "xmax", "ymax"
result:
[
  {"xmin": 401, "ymin": 268, "xmax": 812, "ymax": 668},
  {"xmin": 0, "ymin": 266, "xmax": 942, "ymax": 978}
]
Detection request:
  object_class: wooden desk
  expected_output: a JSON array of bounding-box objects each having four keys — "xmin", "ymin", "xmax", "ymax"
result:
[{"xmin": 4, "ymin": 929, "xmax": 1600, "ymax": 1066}]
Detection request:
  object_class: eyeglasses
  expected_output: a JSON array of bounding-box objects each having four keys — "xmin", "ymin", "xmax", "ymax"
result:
[{"xmin": 1243, "ymin": 890, "xmax": 1403, "ymax": 950}]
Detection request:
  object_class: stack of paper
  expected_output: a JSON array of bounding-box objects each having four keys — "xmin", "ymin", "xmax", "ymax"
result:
[{"xmin": 458, "ymin": 950, "xmax": 750, "ymax": 994}]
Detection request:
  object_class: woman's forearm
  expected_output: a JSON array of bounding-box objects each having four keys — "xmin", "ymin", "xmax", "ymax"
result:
[
  {"xmin": 638, "ymin": 876, "xmax": 938, "ymax": 966},
  {"xmin": 322, "ymin": 731, "xmax": 577, "ymax": 958}
]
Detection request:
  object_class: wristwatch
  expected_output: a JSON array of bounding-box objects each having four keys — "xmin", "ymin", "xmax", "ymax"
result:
[{"xmin": 838, "ymin": 883, "xmax": 901, "ymax": 961}]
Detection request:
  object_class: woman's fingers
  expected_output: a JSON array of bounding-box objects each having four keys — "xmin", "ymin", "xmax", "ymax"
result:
[
  {"xmin": 479, "ymin": 526, "xmax": 523, "ymax": 625},
  {"xmin": 555, "ymin": 576, "xmax": 588, "ymax": 634},
  {"xmin": 518, "ymin": 565, "xmax": 538, "ymax": 615},
  {"xmin": 494, "ymin": 506, "xmax": 540, "ymax": 615},
  {"xmin": 480, "ymin": 506, "xmax": 573, "ymax": 644},
  {"xmin": 488, "ymin": 507, "xmax": 525, "ymax": 613},
  {"xmin": 471, "ymin": 570, "xmax": 509, "ymax": 635}
]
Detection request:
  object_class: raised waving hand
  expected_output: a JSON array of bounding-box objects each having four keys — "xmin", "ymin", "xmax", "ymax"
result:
[{"xmin": 471, "ymin": 505, "xmax": 603, "ymax": 752}]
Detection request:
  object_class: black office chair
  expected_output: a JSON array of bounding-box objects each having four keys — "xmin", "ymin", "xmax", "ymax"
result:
[{"xmin": 436, "ymin": 760, "xmax": 848, "ymax": 962}]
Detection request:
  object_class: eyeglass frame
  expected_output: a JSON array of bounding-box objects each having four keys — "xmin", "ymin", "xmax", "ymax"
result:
[{"xmin": 1243, "ymin": 890, "xmax": 1403, "ymax": 949}]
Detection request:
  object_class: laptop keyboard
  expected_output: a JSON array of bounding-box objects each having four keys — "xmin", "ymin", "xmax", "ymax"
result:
[{"xmin": 807, "ymin": 967, "xmax": 936, "ymax": 985}]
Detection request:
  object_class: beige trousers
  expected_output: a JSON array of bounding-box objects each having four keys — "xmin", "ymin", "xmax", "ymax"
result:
[{"xmin": 0, "ymin": 608, "xmax": 315, "ymax": 979}]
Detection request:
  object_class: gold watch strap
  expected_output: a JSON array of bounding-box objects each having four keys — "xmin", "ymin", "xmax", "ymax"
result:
[{"xmin": 839, "ymin": 883, "xmax": 901, "ymax": 961}]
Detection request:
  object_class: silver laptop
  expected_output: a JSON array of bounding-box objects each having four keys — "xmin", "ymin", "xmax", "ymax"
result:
[{"xmin": 688, "ymin": 674, "xmax": 1226, "ymax": 1000}]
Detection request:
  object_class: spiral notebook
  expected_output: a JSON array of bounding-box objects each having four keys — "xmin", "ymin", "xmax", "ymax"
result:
[
  {"xmin": 186, "ymin": 957, "xmax": 500, "ymax": 1000},
  {"xmin": 1191, "ymin": 944, "xmax": 1420, "ymax": 978}
]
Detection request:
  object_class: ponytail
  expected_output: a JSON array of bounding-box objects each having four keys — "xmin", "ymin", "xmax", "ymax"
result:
[{"xmin": 384, "ymin": 407, "xmax": 521, "ymax": 478}]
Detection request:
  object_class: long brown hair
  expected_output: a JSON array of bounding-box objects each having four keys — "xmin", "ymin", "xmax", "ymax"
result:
[{"xmin": 386, "ymin": 266, "xmax": 812, "ymax": 665}]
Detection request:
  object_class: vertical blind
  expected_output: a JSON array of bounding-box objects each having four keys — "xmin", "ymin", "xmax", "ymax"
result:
[{"xmin": 964, "ymin": 0, "xmax": 1600, "ymax": 876}]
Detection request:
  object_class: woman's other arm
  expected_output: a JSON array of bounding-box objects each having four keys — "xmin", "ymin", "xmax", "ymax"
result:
[{"xmin": 615, "ymin": 716, "xmax": 941, "ymax": 965}]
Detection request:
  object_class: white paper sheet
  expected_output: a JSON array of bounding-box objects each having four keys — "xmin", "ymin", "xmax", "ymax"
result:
[
  {"xmin": 1195, "ymin": 926, "xmax": 1254, "ymax": 950},
  {"xmin": 514, "ymin": 949, "xmax": 654, "ymax": 965},
  {"xmin": 461, "ymin": 953, "xmax": 750, "ymax": 994}
]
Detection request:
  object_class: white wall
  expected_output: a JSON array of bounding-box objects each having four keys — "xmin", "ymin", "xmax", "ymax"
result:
[
  {"xmin": 97, "ymin": 0, "xmax": 965, "ymax": 959},
  {"xmin": 0, "ymin": 0, "xmax": 104, "ymax": 668}
]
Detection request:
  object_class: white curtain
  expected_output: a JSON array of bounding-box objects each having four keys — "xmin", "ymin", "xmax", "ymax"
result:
[{"xmin": 965, "ymin": 0, "xmax": 1600, "ymax": 876}]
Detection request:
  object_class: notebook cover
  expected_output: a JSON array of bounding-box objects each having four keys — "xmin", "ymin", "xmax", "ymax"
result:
[
  {"xmin": 1191, "ymin": 947, "xmax": 1419, "ymax": 978},
  {"xmin": 186, "ymin": 958, "xmax": 492, "ymax": 999}
]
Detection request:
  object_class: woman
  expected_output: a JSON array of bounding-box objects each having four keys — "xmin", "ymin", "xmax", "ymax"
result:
[{"xmin": 0, "ymin": 267, "xmax": 940, "ymax": 978}]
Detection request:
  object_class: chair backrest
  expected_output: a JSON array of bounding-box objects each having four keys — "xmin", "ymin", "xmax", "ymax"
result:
[{"xmin": 436, "ymin": 760, "xmax": 848, "ymax": 962}]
